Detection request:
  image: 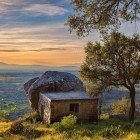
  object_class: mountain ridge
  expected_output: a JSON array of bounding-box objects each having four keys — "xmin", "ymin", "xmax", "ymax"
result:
[{"xmin": 0, "ymin": 62, "xmax": 79, "ymax": 72}]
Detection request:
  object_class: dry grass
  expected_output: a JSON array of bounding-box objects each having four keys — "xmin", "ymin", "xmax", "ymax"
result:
[
  {"xmin": 0, "ymin": 122, "xmax": 12, "ymax": 133},
  {"xmin": 0, "ymin": 118, "xmax": 140, "ymax": 140}
]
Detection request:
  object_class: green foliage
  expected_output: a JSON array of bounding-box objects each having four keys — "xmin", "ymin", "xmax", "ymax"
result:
[
  {"xmin": 67, "ymin": 0, "xmax": 139, "ymax": 36},
  {"xmin": 0, "ymin": 98, "xmax": 17, "ymax": 120},
  {"xmin": 79, "ymin": 32, "xmax": 140, "ymax": 121},
  {"xmin": 10, "ymin": 123, "xmax": 24, "ymax": 134},
  {"xmin": 85, "ymin": 83, "xmax": 103, "ymax": 96},
  {"xmin": 23, "ymin": 111, "xmax": 40, "ymax": 123},
  {"xmin": 6, "ymin": 122, "xmax": 44, "ymax": 139},
  {"xmin": 23, "ymin": 111, "xmax": 38, "ymax": 119},
  {"xmin": 0, "ymin": 117, "xmax": 140, "ymax": 139},
  {"xmin": 22, "ymin": 126, "xmax": 44, "ymax": 139},
  {"xmin": 80, "ymin": 33, "xmax": 140, "ymax": 90},
  {"xmin": 100, "ymin": 118, "xmax": 124, "ymax": 127},
  {"xmin": 61, "ymin": 115, "xmax": 77, "ymax": 129},
  {"xmin": 52, "ymin": 115, "xmax": 77, "ymax": 131},
  {"xmin": 102, "ymin": 125, "xmax": 124, "ymax": 139},
  {"xmin": 111, "ymin": 97, "xmax": 129, "ymax": 114},
  {"xmin": 52, "ymin": 122, "xmax": 64, "ymax": 132},
  {"xmin": 123, "ymin": 123, "xmax": 133, "ymax": 131}
]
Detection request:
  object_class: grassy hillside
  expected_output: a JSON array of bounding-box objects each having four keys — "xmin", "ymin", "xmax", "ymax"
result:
[{"xmin": 0, "ymin": 117, "xmax": 140, "ymax": 140}]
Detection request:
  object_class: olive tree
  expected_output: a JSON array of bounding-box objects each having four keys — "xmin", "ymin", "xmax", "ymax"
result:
[
  {"xmin": 80, "ymin": 32, "xmax": 140, "ymax": 121},
  {"xmin": 67, "ymin": 0, "xmax": 140, "ymax": 36}
]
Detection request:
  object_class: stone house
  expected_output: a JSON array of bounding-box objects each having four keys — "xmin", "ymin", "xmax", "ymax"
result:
[
  {"xmin": 24, "ymin": 71, "xmax": 99, "ymax": 123},
  {"xmin": 38, "ymin": 91, "xmax": 98, "ymax": 123}
]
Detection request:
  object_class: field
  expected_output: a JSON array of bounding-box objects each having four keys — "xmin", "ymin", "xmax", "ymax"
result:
[
  {"xmin": 0, "ymin": 71, "xmax": 140, "ymax": 120},
  {"xmin": 0, "ymin": 71, "xmax": 140, "ymax": 140},
  {"xmin": 0, "ymin": 117, "xmax": 140, "ymax": 140}
]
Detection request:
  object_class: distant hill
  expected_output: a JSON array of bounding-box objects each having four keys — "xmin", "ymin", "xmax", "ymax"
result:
[{"xmin": 0, "ymin": 62, "xmax": 79, "ymax": 72}]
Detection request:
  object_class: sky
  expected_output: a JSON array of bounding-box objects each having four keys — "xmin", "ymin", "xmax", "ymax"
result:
[{"xmin": 0, "ymin": 0, "xmax": 139, "ymax": 66}]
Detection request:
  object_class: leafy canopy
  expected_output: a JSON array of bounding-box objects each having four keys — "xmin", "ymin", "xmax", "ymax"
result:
[
  {"xmin": 111, "ymin": 97, "xmax": 129, "ymax": 114},
  {"xmin": 67, "ymin": 0, "xmax": 140, "ymax": 36},
  {"xmin": 79, "ymin": 32, "xmax": 140, "ymax": 94}
]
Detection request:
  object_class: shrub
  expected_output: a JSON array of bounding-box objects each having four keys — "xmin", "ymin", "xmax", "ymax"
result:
[
  {"xmin": 61, "ymin": 114, "xmax": 77, "ymax": 130},
  {"xmin": 122, "ymin": 123, "xmax": 133, "ymax": 131},
  {"xmin": 100, "ymin": 114, "xmax": 109, "ymax": 119},
  {"xmin": 24, "ymin": 111, "xmax": 40, "ymax": 123},
  {"xmin": 9, "ymin": 122, "xmax": 24, "ymax": 134},
  {"xmin": 52, "ymin": 122, "xmax": 64, "ymax": 132},
  {"xmin": 101, "ymin": 118, "xmax": 121, "ymax": 126},
  {"xmin": 111, "ymin": 97, "xmax": 129, "ymax": 114},
  {"xmin": 102, "ymin": 125, "xmax": 124, "ymax": 139},
  {"xmin": 44, "ymin": 121, "xmax": 50, "ymax": 128},
  {"xmin": 52, "ymin": 115, "xmax": 77, "ymax": 131},
  {"xmin": 133, "ymin": 121, "xmax": 140, "ymax": 127},
  {"xmin": 22, "ymin": 126, "xmax": 44, "ymax": 139}
]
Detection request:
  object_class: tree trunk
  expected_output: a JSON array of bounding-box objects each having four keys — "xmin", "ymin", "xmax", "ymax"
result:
[{"xmin": 129, "ymin": 88, "xmax": 136, "ymax": 121}]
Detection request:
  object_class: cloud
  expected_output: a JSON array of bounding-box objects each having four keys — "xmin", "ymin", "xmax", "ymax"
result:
[
  {"xmin": 22, "ymin": 4, "xmax": 68, "ymax": 16},
  {"xmin": 33, "ymin": 47, "xmax": 82, "ymax": 52},
  {"xmin": 0, "ymin": 1, "xmax": 84, "ymax": 66},
  {"xmin": 0, "ymin": 1, "xmax": 19, "ymax": 5},
  {"xmin": 0, "ymin": 47, "xmax": 82, "ymax": 52},
  {"xmin": 0, "ymin": 0, "xmax": 23, "ymax": 12},
  {"xmin": 33, "ymin": 47, "xmax": 67, "ymax": 52},
  {"xmin": 0, "ymin": 22, "xmax": 88, "ymax": 51},
  {"xmin": 0, "ymin": 49, "xmax": 21, "ymax": 52}
]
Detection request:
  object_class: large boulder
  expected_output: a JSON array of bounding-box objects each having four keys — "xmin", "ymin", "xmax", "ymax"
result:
[
  {"xmin": 24, "ymin": 77, "xmax": 39, "ymax": 94},
  {"xmin": 24, "ymin": 71, "xmax": 85, "ymax": 111}
]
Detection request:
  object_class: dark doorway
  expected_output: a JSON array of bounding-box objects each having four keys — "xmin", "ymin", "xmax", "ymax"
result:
[{"xmin": 70, "ymin": 103, "xmax": 79, "ymax": 113}]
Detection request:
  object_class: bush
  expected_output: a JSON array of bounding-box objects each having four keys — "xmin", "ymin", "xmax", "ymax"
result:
[
  {"xmin": 52, "ymin": 115, "xmax": 77, "ymax": 131},
  {"xmin": 102, "ymin": 125, "xmax": 124, "ymax": 139},
  {"xmin": 122, "ymin": 123, "xmax": 133, "ymax": 131},
  {"xmin": 9, "ymin": 123, "xmax": 24, "ymax": 134},
  {"xmin": 111, "ymin": 97, "xmax": 129, "ymax": 114},
  {"xmin": 22, "ymin": 126, "xmax": 44, "ymax": 139},
  {"xmin": 52, "ymin": 122, "xmax": 64, "ymax": 132},
  {"xmin": 61, "ymin": 114, "xmax": 77, "ymax": 130},
  {"xmin": 24, "ymin": 111, "xmax": 40, "ymax": 123},
  {"xmin": 133, "ymin": 121, "xmax": 140, "ymax": 127},
  {"xmin": 101, "ymin": 118, "xmax": 121, "ymax": 126}
]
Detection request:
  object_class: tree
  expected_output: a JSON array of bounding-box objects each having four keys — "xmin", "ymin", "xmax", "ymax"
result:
[
  {"xmin": 67, "ymin": 0, "xmax": 140, "ymax": 36},
  {"xmin": 79, "ymin": 32, "xmax": 140, "ymax": 121},
  {"xmin": 111, "ymin": 97, "xmax": 129, "ymax": 114}
]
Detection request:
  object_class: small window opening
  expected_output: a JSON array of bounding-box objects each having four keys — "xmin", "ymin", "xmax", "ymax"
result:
[{"xmin": 70, "ymin": 103, "xmax": 79, "ymax": 113}]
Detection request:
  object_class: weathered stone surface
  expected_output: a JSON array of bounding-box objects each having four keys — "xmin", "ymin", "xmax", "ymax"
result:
[
  {"xmin": 39, "ymin": 94, "xmax": 98, "ymax": 123},
  {"xmin": 24, "ymin": 71, "xmax": 85, "ymax": 110},
  {"xmin": 24, "ymin": 77, "xmax": 39, "ymax": 94}
]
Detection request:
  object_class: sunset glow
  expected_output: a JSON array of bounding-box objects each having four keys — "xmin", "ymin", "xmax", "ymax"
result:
[{"xmin": 0, "ymin": 0, "xmax": 139, "ymax": 66}]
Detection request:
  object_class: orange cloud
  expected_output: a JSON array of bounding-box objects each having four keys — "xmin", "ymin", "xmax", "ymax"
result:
[
  {"xmin": 0, "ymin": 22, "xmax": 89, "ymax": 66},
  {"xmin": 0, "ymin": 48, "xmax": 85, "ymax": 66}
]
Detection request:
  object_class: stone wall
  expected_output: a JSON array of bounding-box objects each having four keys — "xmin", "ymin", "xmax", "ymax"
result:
[
  {"xmin": 50, "ymin": 99, "xmax": 98, "ymax": 123},
  {"xmin": 39, "ymin": 94, "xmax": 98, "ymax": 123},
  {"xmin": 38, "ymin": 95, "xmax": 51, "ymax": 123}
]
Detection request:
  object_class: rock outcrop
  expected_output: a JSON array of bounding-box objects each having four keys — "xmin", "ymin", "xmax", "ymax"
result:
[
  {"xmin": 24, "ymin": 71, "xmax": 85, "ymax": 111},
  {"xmin": 24, "ymin": 77, "xmax": 39, "ymax": 94}
]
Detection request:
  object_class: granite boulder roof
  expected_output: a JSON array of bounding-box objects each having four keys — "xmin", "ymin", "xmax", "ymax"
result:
[{"xmin": 24, "ymin": 71, "xmax": 85, "ymax": 110}]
